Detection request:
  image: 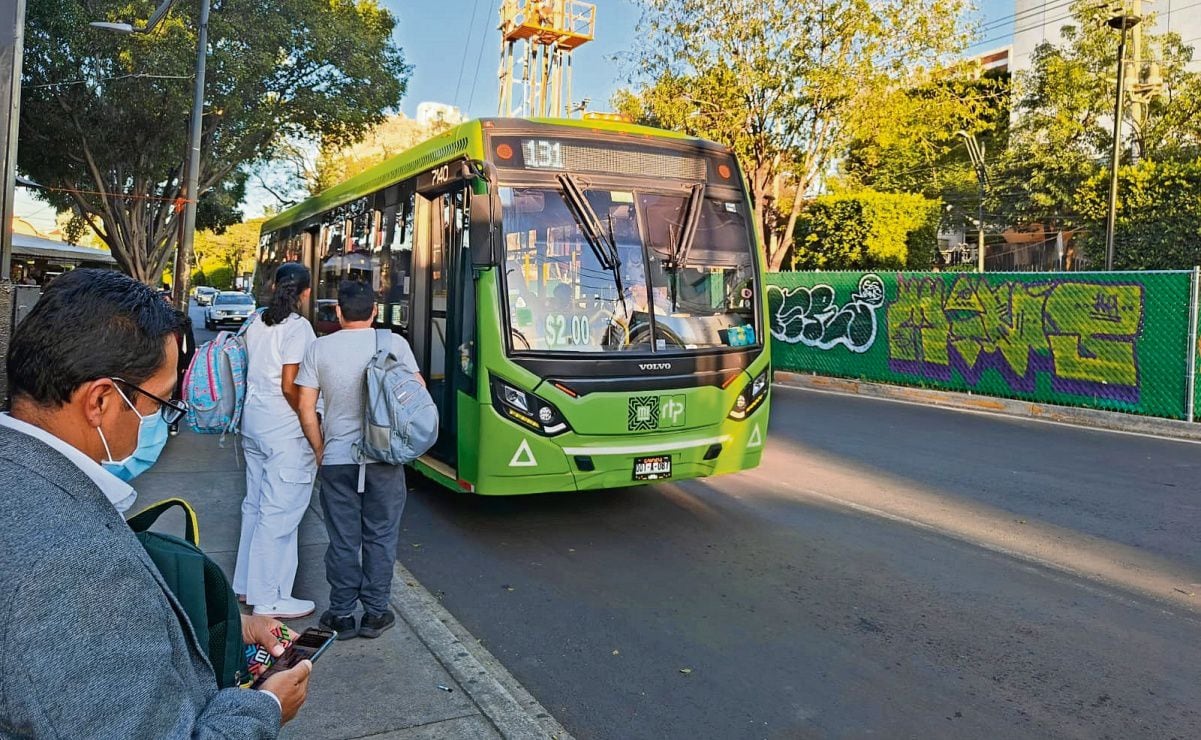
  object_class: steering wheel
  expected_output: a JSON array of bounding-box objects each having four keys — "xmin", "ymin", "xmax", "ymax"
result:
[
  {"xmin": 510, "ymin": 327, "xmax": 532, "ymax": 350},
  {"xmin": 629, "ymin": 323, "xmax": 685, "ymax": 349}
]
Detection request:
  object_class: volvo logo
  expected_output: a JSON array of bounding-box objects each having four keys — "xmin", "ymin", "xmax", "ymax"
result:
[{"xmin": 639, "ymin": 362, "xmax": 672, "ymax": 372}]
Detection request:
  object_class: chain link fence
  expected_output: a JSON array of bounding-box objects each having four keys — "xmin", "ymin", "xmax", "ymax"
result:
[{"xmin": 766, "ymin": 270, "xmax": 1200, "ymax": 421}]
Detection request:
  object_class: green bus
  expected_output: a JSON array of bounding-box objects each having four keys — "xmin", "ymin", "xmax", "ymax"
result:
[{"xmin": 256, "ymin": 117, "xmax": 770, "ymax": 495}]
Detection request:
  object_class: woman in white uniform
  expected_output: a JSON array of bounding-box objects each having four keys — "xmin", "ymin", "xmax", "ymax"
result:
[{"xmin": 234, "ymin": 262, "xmax": 319, "ymax": 618}]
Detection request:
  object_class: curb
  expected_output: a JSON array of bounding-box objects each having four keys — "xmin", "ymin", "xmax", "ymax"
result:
[
  {"xmin": 389, "ymin": 561, "xmax": 572, "ymax": 740},
  {"xmin": 774, "ymin": 371, "xmax": 1201, "ymax": 443},
  {"xmin": 307, "ymin": 496, "xmax": 570, "ymax": 739}
]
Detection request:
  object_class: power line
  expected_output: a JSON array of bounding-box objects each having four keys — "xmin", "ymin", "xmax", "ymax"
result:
[
  {"xmin": 454, "ymin": 0, "xmax": 482, "ymax": 107},
  {"xmin": 467, "ymin": 0, "xmax": 498, "ymax": 113},
  {"xmin": 975, "ymin": 0, "xmax": 1076, "ymax": 37},
  {"xmin": 23, "ymin": 73, "xmax": 194, "ymax": 89}
]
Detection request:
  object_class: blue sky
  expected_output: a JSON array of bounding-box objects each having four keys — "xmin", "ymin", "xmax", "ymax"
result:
[
  {"xmin": 17, "ymin": 0, "xmax": 1019, "ymax": 229},
  {"xmin": 390, "ymin": 0, "xmax": 1017, "ymax": 121}
]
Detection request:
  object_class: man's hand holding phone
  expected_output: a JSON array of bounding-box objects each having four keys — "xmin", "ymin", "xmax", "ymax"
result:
[
  {"xmin": 249, "ymin": 627, "xmax": 336, "ymax": 724},
  {"xmin": 259, "ymin": 659, "xmax": 312, "ymax": 724}
]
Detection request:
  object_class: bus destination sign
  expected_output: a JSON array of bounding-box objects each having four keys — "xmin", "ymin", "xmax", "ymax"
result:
[{"xmin": 521, "ymin": 139, "xmax": 565, "ymax": 170}]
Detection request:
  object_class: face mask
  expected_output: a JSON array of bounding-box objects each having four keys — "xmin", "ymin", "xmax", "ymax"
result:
[{"xmin": 98, "ymin": 385, "xmax": 170, "ymax": 482}]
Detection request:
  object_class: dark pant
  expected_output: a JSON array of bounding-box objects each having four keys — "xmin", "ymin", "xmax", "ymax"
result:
[{"xmin": 317, "ymin": 463, "xmax": 407, "ymax": 616}]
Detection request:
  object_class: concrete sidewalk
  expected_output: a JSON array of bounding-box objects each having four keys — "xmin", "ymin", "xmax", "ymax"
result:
[{"xmin": 132, "ymin": 430, "xmax": 567, "ymax": 740}]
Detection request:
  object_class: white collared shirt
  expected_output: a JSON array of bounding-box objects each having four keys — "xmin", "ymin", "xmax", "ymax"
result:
[{"xmin": 0, "ymin": 412, "xmax": 138, "ymax": 513}]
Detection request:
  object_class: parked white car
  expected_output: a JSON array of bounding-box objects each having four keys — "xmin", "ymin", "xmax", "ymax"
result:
[{"xmin": 204, "ymin": 291, "xmax": 256, "ymax": 331}]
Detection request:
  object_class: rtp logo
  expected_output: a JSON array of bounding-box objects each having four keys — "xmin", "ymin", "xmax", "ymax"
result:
[
  {"xmin": 628, "ymin": 395, "xmax": 686, "ymax": 431},
  {"xmin": 659, "ymin": 395, "xmax": 686, "ymax": 428}
]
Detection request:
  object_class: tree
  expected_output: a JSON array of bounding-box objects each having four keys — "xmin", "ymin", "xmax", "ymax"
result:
[
  {"xmin": 262, "ymin": 114, "xmax": 452, "ymax": 205},
  {"xmin": 193, "ymin": 217, "xmax": 264, "ymax": 283},
  {"xmin": 19, "ymin": 0, "xmax": 410, "ymax": 284},
  {"xmin": 993, "ymin": 0, "xmax": 1201, "ymax": 232},
  {"xmin": 617, "ymin": 0, "xmax": 972, "ymax": 270},
  {"xmin": 841, "ymin": 69, "xmax": 1008, "ymax": 203}
]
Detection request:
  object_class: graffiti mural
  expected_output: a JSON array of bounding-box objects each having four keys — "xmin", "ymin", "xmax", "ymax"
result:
[
  {"xmin": 769, "ymin": 274, "xmax": 886, "ymax": 352},
  {"xmin": 887, "ymin": 275, "xmax": 1145, "ymax": 402}
]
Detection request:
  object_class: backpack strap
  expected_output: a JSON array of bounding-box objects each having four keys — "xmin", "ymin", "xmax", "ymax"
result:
[
  {"xmin": 372, "ymin": 328, "xmax": 394, "ymax": 367},
  {"xmin": 127, "ymin": 497, "xmax": 200, "ymax": 546},
  {"xmin": 234, "ymin": 307, "xmax": 266, "ymax": 338}
]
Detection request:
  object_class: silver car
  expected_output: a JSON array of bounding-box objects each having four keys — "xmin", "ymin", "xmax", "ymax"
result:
[
  {"xmin": 204, "ymin": 291, "xmax": 256, "ymax": 331},
  {"xmin": 194, "ymin": 286, "xmax": 218, "ymax": 306}
]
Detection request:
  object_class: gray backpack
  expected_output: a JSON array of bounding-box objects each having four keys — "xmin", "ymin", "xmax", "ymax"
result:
[{"xmin": 355, "ymin": 329, "xmax": 439, "ymax": 466}]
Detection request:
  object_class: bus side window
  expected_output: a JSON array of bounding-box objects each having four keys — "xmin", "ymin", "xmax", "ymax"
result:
[{"xmin": 381, "ymin": 188, "xmax": 415, "ymax": 330}]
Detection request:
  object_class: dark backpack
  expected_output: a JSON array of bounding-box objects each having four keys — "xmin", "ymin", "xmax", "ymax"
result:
[{"xmin": 128, "ymin": 498, "xmax": 244, "ymax": 688}]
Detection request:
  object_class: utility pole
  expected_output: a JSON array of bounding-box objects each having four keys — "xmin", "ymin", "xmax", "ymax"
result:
[
  {"xmin": 1105, "ymin": 6, "xmax": 1142, "ymax": 271},
  {"xmin": 1, "ymin": 0, "xmax": 27, "ymax": 400}
]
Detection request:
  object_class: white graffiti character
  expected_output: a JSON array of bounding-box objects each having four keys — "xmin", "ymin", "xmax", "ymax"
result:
[{"xmin": 769, "ymin": 274, "xmax": 885, "ymax": 353}]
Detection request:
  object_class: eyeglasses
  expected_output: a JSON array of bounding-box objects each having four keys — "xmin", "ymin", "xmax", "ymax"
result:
[{"xmin": 111, "ymin": 378, "xmax": 189, "ymax": 425}]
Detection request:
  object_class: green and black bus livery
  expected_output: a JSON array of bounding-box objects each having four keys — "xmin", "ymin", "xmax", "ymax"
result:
[{"xmin": 256, "ymin": 117, "xmax": 770, "ymax": 495}]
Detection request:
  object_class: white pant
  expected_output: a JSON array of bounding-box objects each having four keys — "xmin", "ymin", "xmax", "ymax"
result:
[{"xmin": 233, "ymin": 434, "xmax": 316, "ymax": 606}]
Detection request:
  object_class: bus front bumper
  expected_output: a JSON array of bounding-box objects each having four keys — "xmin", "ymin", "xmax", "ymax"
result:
[{"xmin": 468, "ymin": 403, "xmax": 768, "ymax": 495}]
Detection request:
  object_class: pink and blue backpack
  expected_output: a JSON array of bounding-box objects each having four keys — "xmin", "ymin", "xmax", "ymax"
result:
[{"xmin": 183, "ymin": 312, "xmax": 260, "ymax": 435}]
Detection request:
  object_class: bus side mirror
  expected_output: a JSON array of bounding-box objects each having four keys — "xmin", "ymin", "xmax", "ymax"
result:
[{"xmin": 469, "ymin": 189, "xmax": 495, "ymax": 267}]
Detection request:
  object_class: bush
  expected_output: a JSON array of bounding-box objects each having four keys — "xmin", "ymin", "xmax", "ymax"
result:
[
  {"xmin": 791, "ymin": 189, "xmax": 941, "ymax": 270},
  {"xmin": 1077, "ymin": 159, "xmax": 1201, "ymax": 270}
]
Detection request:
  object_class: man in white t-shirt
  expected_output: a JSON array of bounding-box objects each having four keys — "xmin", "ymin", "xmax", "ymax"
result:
[{"xmin": 296, "ymin": 281, "xmax": 423, "ymax": 639}]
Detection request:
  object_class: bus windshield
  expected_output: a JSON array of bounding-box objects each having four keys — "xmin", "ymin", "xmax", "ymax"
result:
[{"xmin": 501, "ymin": 185, "xmax": 758, "ymax": 354}]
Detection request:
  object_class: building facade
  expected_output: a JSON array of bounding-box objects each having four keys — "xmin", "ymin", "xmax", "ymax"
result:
[{"xmin": 1011, "ymin": 0, "xmax": 1201, "ymax": 71}]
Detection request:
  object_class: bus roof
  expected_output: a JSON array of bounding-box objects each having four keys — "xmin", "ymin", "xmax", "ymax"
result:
[
  {"xmin": 260, "ymin": 117, "xmax": 713, "ymax": 235},
  {"xmin": 12, "ymin": 233, "xmax": 116, "ymax": 264}
]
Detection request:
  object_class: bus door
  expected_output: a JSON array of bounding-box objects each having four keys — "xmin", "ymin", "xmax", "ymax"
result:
[{"xmin": 413, "ymin": 173, "xmax": 468, "ymax": 465}]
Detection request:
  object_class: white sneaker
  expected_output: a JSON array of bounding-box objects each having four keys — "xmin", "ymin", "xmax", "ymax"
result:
[{"xmin": 253, "ymin": 596, "xmax": 315, "ymax": 619}]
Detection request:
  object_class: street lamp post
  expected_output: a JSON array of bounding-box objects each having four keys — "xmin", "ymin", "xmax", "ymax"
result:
[
  {"xmin": 1105, "ymin": 10, "xmax": 1141, "ymax": 271},
  {"xmin": 93, "ymin": 0, "xmax": 209, "ymax": 303},
  {"xmin": 958, "ymin": 131, "xmax": 988, "ymax": 273}
]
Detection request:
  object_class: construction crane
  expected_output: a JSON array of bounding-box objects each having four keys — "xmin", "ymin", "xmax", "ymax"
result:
[{"xmin": 497, "ymin": 0, "xmax": 595, "ymax": 118}]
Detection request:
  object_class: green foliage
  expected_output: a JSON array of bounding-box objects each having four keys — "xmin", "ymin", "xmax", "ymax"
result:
[
  {"xmin": 792, "ymin": 190, "xmax": 942, "ymax": 271},
  {"xmin": 19, "ymin": 0, "xmax": 410, "ymax": 283},
  {"xmin": 193, "ymin": 217, "xmax": 264, "ymax": 281},
  {"xmin": 619, "ymin": 0, "xmax": 973, "ymax": 271},
  {"xmin": 843, "ymin": 71, "xmax": 1009, "ymax": 196},
  {"xmin": 993, "ymin": 0, "xmax": 1201, "ymax": 230},
  {"xmin": 198, "ymin": 259, "xmax": 234, "ymax": 290},
  {"xmin": 1076, "ymin": 159, "xmax": 1201, "ymax": 270}
]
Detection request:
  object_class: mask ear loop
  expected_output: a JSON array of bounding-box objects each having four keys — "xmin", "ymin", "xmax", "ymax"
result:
[{"xmin": 97, "ymin": 382, "xmax": 142, "ymax": 463}]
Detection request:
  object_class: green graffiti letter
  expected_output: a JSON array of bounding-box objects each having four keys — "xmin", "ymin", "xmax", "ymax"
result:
[
  {"xmin": 1044, "ymin": 283, "xmax": 1142, "ymax": 387},
  {"xmin": 888, "ymin": 276, "xmax": 949, "ymax": 366}
]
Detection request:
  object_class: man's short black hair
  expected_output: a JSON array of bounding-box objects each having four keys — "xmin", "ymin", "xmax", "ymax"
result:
[
  {"xmin": 7, "ymin": 269, "xmax": 181, "ymax": 406},
  {"xmin": 337, "ymin": 280, "xmax": 375, "ymax": 322}
]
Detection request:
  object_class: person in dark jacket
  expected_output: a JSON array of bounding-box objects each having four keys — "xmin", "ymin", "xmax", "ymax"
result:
[{"xmin": 0, "ymin": 269, "xmax": 312, "ymax": 737}]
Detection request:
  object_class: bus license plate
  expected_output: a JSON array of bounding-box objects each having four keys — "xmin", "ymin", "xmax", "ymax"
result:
[{"xmin": 634, "ymin": 455, "xmax": 672, "ymax": 480}]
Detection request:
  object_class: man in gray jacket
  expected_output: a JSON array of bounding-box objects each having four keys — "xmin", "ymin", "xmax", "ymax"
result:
[{"xmin": 0, "ymin": 269, "xmax": 311, "ymax": 738}]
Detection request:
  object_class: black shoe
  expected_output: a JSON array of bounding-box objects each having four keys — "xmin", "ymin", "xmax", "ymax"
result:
[
  {"xmin": 358, "ymin": 609, "xmax": 395, "ymax": 639},
  {"xmin": 319, "ymin": 610, "xmax": 358, "ymax": 640}
]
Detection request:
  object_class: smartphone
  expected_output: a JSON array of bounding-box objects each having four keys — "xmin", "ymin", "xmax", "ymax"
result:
[{"xmin": 250, "ymin": 627, "xmax": 337, "ymax": 689}]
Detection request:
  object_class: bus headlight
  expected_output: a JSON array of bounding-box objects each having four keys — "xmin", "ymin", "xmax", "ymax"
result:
[
  {"xmin": 729, "ymin": 370, "xmax": 769, "ymax": 420},
  {"xmin": 491, "ymin": 377, "xmax": 571, "ymax": 436}
]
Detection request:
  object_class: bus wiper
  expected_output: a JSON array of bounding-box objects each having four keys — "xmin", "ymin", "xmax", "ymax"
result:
[
  {"xmin": 670, "ymin": 183, "xmax": 706, "ymax": 270},
  {"xmin": 556, "ymin": 174, "xmax": 619, "ymax": 271}
]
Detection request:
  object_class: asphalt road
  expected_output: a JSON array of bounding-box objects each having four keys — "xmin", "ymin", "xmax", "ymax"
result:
[{"xmin": 397, "ymin": 385, "xmax": 1201, "ymax": 739}]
